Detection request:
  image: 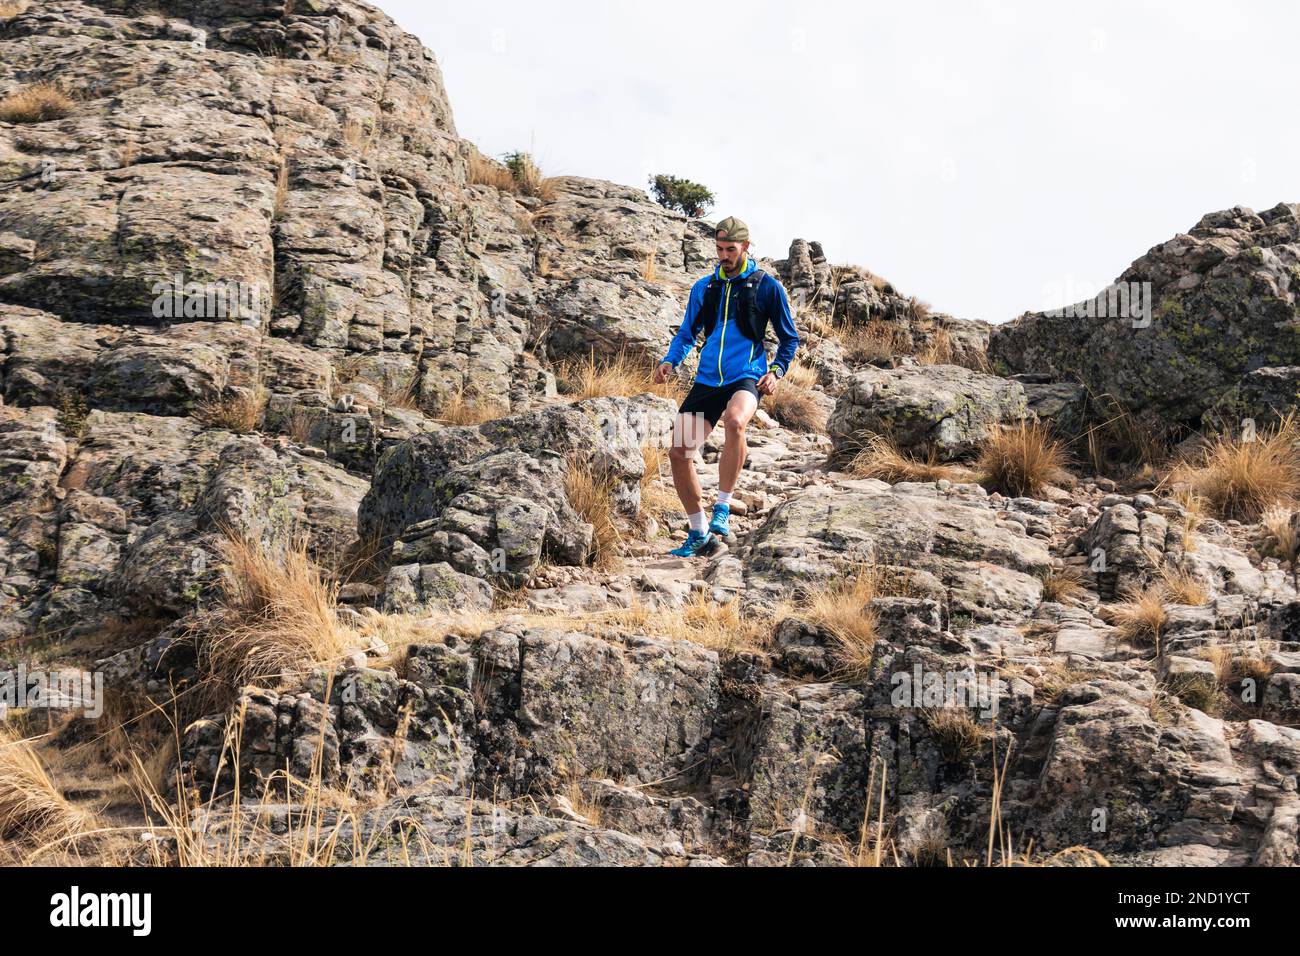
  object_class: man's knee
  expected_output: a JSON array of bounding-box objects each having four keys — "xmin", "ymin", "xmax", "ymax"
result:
[
  {"xmin": 668, "ymin": 442, "xmax": 695, "ymax": 464},
  {"xmin": 722, "ymin": 411, "xmax": 749, "ymax": 436}
]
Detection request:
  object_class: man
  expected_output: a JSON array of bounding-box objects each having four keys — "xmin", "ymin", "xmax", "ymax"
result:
[{"xmin": 652, "ymin": 217, "xmax": 800, "ymax": 558}]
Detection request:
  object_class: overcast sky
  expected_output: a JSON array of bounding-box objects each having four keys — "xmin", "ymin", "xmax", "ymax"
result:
[{"xmin": 389, "ymin": 0, "xmax": 1298, "ymax": 324}]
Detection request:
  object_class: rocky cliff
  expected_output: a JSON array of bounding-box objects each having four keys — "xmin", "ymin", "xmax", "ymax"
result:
[{"xmin": 3, "ymin": 1, "xmax": 1299, "ymax": 868}]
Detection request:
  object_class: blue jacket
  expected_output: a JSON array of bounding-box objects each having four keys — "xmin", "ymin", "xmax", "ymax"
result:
[{"xmin": 660, "ymin": 257, "xmax": 800, "ymax": 388}]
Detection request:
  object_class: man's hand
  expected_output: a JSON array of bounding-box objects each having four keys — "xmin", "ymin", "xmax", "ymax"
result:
[
  {"xmin": 757, "ymin": 371, "xmax": 780, "ymax": 396},
  {"xmin": 653, "ymin": 362, "xmax": 673, "ymax": 385}
]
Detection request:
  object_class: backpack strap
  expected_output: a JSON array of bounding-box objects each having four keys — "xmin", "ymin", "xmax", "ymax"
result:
[
  {"xmin": 695, "ymin": 267, "xmax": 769, "ymax": 346},
  {"xmin": 736, "ymin": 269, "xmax": 769, "ymax": 345}
]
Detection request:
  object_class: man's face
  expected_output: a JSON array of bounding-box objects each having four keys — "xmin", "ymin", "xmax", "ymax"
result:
[{"xmin": 716, "ymin": 239, "xmax": 748, "ymax": 273}]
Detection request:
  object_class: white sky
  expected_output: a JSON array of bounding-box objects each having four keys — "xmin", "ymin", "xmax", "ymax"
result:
[{"xmin": 388, "ymin": 0, "xmax": 1298, "ymax": 324}]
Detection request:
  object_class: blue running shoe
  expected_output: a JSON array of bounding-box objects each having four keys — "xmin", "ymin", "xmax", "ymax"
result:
[
  {"xmin": 669, "ymin": 529, "xmax": 713, "ymax": 558},
  {"xmin": 708, "ymin": 502, "xmax": 731, "ymax": 537}
]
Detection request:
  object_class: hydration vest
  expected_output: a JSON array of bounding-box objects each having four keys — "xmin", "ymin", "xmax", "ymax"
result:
[{"xmin": 693, "ymin": 268, "xmax": 771, "ymax": 349}]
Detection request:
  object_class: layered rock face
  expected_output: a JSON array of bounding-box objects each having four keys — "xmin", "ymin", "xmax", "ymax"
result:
[
  {"xmin": 4, "ymin": 1, "xmax": 1300, "ymax": 868},
  {"xmin": 990, "ymin": 203, "xmax": 1300, "ymax": 431}
]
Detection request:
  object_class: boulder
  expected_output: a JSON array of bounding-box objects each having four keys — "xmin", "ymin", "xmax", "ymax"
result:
[
  {"xmin": 990, "ymin": 203, "xmax": 1300, "ymax": 429},
  {"xmin": 827, "ymin": 364, "xmax": 1029, "ymax": 462}
]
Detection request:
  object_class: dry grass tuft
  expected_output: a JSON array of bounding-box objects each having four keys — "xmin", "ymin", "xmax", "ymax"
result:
[
  {"xmin": 1017, "ymin": 660, "xmax": 1106, "ymax": 702},
  {"xmin": 433, "ymin": 385, "xmax": 508, "ymax": 426},
  {"xmin": 195, "ymin": 386, "xmax": 269, "ymax": 434},
  {"xmin": 1038, "ymin": 565, "xmax": 1085, "ymax": 604},
  {"xmin": 1106, "ymin": 581, "xmax": 1168, "ymax": 648},
  {"xmin": 557, "ymin": 347, "xmax": 684, "ymax": 402},
  {"xmin": 803, "ymin": 568, "xmax": 881, "ymax": 677},
  {"xmin": 561, "ymin": 777, "xmax": 605, "ymax": 828},
  {"xmin": 1164, "ymin": 413, "xmax": 1300, "ymax": 522},
  {"xmin": 1208, "ymin": 645, "xmax": 1261, "ymax": 687},
  {"xmin": 839, "ymin": 320, "xmax": 903, "ymax": 366},
  {"xmin": 640, "ymin": 252, "xmax": 658, "ymax": 282},
  {"xmin": 564, "ymin": 454, "xmax": 624, "ymax": 570},
  {"xmin": 0, "ymin": 1, "xmax": 31, "ymax": 18},
  {"xmin": 922, "ymin": 708, "xmax": 989, "ymax": 763},
  {"xmin": 378, "ymin": 373, "xmax": 422, "ymax": 412},
  {"xmin": 606, "ymin": 592, "xmax": 770, "ymax": 656},
  {"xmin": 330, "ymin": 531, "xmax": 393, "ymax": 587},
  {"xmin": 0, "ymin": 82, "xmax": 75, "ymax": 124},
  {"xmin": 906, "ymin": 296, "xmax": 931, "ymax": 321},
  {"xmin": 0, "ymin": 727, "xmax": 95, "ymax": 855},
  {"xmin": 502, "ymin": 151, "xmax": 558, "ymax": 201},
  {"xmin": 976, "ymin": 420, "xmax": 1069, "ymax": 498},
  {"xmin": 198, "ymin": 533, "xmax": 353, "ymax": 699},
  {"xmin": 467, "ymin": 149, "xmax": 515, "ymax": 191},
  {"xmin": 790, "ymin": 565, "xmax": 923, "ymax": 678},
  {"xmin": 916, "ymin": 328, "xmax": 953, "ymax": 366},
  {"xmin": 1157, "ymin": 564, "xmax": 1209, "ymax": 607},
  {"xmin": 1259, "ymin": 505, "xmax": 1300, "ymax": 563},
  {"xmin": 1172, "ymin": 489, "xmax": 1206, "ymax": 550},
  {"xmin": 1082, "ymin": 390, "xmax": 1174, "ymax": 478},
  {"xmin": 845, "ymin": 432, "xmax": 975, "ymax": 484},
  {"xmin": 782, "ymin": 361, "xmax": 818, "ymax": 390},
  {"xmin": 765, "ymin": 381, "xmax": 825, "ymax": 434}
]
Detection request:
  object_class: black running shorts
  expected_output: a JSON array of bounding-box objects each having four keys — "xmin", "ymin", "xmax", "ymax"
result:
[{"xmin": 677, "ymin": 377, "xmax": 761, "ymax": 428}]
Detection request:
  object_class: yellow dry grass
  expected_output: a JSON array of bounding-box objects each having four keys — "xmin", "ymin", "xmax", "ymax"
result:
[
  {"xmin": 1260, "ymin": 505, "xmax": 1299, "ymax": 563},
  {"xmin": 563, "ymin": 454, "xmax": 624, "ymax": 570},
  {"xmin": 198, "ymin": 533, "xmax": 354, "ymax": 699},
  {"xmin": 467, "ymin": 149, "xmax": 514, "ymax": 191},
  {"xmin": 194, "ymin": 386, "xmax": 269, "ymax": 434},
  {"xmin": 1081, "ymin": 390, "xmax": 1174, "ymax": 477},
  {"xmin": 845, "ymin": 432, "xmax": 976, "ymax": 484},
  {"xmin": 916, "ymin": 328, "xmax": 954, "ymax": 366},
  {"xmin": 605, "ymin": 592, "xmax": 771, "ymax": 656},
  {"xmin": 1163, "ymin": 413, "xmax": 1300, "ymax": 522},
  {"xmin": 976, "ymin": 420, "xmax": 1069, "ymax": 498},
  {"xmin": 765, "ymin": 381, "xmax": 826, "ymax": 434},
  {"xmin": 0, "ymin": 81, "xmax": 74, "ymax": 123},
  {"xmin": 838, "ymin": 320, "xmax": 903, "ymax": 366},
  {"xmin": 922, "ymin": 708, "xmax": 989, "ymax": 762},
  {"xmin": 433, "ymin": 385, "xmax": 508, "ymax": 425},
  {"xmin": 1105, "ymin": 581, "xmax": 1168, "ymax": 649},
  {"xmin": 801, "ymin": 569, "xmax": 881, "ymax": 677},
  {"xmin": 557, "ymin": 347, "xmax": 684, "ymax": 402},
  {"xmin": 0, "ymin": 727, "xmax": 96, "ymax": 859},
  {"xmin": 1038, "ymin": 565, "xmax": 1085, "ymax": 604},
  {"xmin": 782, "ymin": 361, "xmax": 818, "ymax": 390},
  {"xmin": 1157, "ymin": 564, "xmax": 1209, "ymax": 607}
]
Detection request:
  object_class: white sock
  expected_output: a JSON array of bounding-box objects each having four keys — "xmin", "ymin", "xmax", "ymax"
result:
[
  {"xmin": 716, "ymin": 491, "xmax": 733, "ymax": 507},
  {"xmin": 688, "ymin": 511, "xmax": 707, "ymax": 533}
]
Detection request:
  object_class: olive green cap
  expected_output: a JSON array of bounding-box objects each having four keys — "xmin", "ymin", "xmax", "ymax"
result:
[{"xmin": 715, "ymin": 217, "xmax": 749, "ymax": 243}]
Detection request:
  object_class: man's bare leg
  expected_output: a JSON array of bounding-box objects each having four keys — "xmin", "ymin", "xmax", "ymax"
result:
[
  {"xmin": 668, "ymin": 412, "xmax": 713, "ymax": 517},
  {"xmin": 717, "ymin": 390, "xmax": 759, "ymax": 495}
]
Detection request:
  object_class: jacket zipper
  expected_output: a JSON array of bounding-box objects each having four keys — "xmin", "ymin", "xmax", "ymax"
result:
[{"xmin": 719, "ymin": 282, "xmax": 731, "ymax": 386}]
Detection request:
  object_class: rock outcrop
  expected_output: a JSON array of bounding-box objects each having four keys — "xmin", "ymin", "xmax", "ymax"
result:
[{"xmin": 990, "ymin": 203, "xmax": 1300, "ymax": 430}]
